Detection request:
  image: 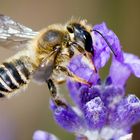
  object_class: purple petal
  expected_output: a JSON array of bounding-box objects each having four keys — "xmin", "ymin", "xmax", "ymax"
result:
[
  {"xmin": 67, "ymin": 80, "xmax": 81, "ymax": 106},
  {"xmin": 68, "ymin": 55, "xmax": 99, "ymax": 84},
  {"xmin": 110, "ymin": 94, "xmax": 140, "ymax": 128},
  {"xmin": 101, "ymin": 84, "xmax": 125, "ymax": 111},
  {"xmin": 67, "ymin": 80, "xmax": 101, "ymax": 108},
  {"xmin": 109, "ymin": 52, "xmax": 140, "ymax": 86},
  {"xmin": 123, "ymin": 52, "xmax": 140, "ymax": 78},
  {"xmin": 78, "ymin": 85, "xmax": 101, "ymax": 109},
  {"xmin": 105, "ymin": 76, "xmax": 113, "ymax": 85},
  {"xmin": 92, "ymin": 22, "xmax": 123, "ymax": 70},
  {"xmin": 83, "ymin": 97, "xmax": 107, "ymax": 129},
  {"xmin": 109, "ymin": 57, "xmax": 131, "ymax": 86},
  {"xmin": 50, "ymin": 100, "xmax": 83, "ymax": 132},
  {"xmin": 33, "ymin": 130, "xmax": 59, "ymax": 140}
]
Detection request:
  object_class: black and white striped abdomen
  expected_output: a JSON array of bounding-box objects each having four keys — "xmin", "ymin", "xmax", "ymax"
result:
[{"xmin": 0, "ymin": 59, "xmax": 32, "ymax": 98}]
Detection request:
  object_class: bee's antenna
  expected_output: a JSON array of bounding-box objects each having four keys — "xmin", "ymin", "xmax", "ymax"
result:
[{"xmin": 92, "ymin": 29, "xmax": 117, "ymax": 57}]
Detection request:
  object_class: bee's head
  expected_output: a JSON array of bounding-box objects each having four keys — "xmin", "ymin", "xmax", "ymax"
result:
[
  {"xmin": 66, "ymin": 21, "xmax": 94, "ymax": 54},
  {"xmin": 66, "ymin": 20, "xmax": 97, "ymax": 72},
  {"xmin": 66, "ymin": 20, "xmax": 117, "ymax": 72}
]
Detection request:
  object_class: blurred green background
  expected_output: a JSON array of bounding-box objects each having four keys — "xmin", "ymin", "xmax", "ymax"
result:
[{"xmin": 0, "ymin": 0, "xmax": 140, "ymax": 140}]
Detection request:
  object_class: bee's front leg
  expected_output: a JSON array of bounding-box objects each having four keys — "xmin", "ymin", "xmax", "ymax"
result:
[
  {"xmin": 56, "ymin": 66, "xmax": 90, "ymax": 85},
  {"xmin": 46, "ymin": 79, "xmax": 67, "ymax": 107}
]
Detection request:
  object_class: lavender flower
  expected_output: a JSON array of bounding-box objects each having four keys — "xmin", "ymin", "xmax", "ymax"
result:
[
  {"xmin": 33, "ymin": 23, "xmax": 140, "ymax": 140},
  {"xmin": 33, "ymin": 130, "xmax": 59, "ymax": 140}
]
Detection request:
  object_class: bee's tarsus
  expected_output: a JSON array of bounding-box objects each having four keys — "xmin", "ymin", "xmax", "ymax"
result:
[
  {"xmin": 54, "ymin": 99, "xmax": 67, "ymax": 107},
  {"xmin": 46, "ymin": 79, "xmax": 67, "ymax": 107}
]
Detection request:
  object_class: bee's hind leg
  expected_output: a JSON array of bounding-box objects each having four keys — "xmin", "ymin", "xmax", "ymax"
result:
[{"xmin": 46, "ymin": 79, "xmax": 67, "ymax": 107}]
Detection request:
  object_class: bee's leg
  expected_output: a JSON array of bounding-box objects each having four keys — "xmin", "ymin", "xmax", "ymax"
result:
[
  {"xmin": 46, "ymin": 79, "xmax": 67, "ymax": 107},
  {"xmin": 56, "ymin": 66, "xmax": 90, "ymax": 85},
  {"xmin": 69, "ymin": 42, "xmax": 85, "ymax": 54},
  {"xmin": 70, "ymin": 42, "xmax": 97, "ymax": 72},
  {"xmin": 54, "ymin": 79, "xmax": 66, "ymax": 84}
]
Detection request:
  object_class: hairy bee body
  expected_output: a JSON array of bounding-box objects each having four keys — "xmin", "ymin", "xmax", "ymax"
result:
[{"xmin": 0, "ymin": 24, "xmax": 74, "ymax": 98}]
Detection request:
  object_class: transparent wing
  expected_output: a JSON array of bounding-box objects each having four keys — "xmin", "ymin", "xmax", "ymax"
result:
[{"xmin": 0, "ymin": 15, "xmax": 38, "ymax": 50}]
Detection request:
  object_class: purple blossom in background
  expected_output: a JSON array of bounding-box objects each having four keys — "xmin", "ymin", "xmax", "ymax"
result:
[
  {"xmin": 33, "ymin": 130, "xmax": 59, "ymax": 140},
  {"xmin": 33, "ymin": 23, "xmax": 140, "ymax": 140}
]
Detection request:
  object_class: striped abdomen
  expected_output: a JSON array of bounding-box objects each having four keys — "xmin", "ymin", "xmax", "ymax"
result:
[{"xmin": 0, "ymin": 58, "xmax": 32, "ymax": 98}]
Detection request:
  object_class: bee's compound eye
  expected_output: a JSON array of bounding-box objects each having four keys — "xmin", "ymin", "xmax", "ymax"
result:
[{"xmin": 67, "ymin": 25, "xmax": 74, "ymax": 33}]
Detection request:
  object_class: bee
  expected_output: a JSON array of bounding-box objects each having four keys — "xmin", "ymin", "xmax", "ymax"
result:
[{"xmin": 0, "ymin": 15, "xmax": 115, "ymax": 106}]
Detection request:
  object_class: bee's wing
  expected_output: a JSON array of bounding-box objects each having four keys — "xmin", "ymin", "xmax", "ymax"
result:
[
  {"xmin": 33, "ymin": 48, "xmax": 60, "ymax": 83},
  {"xmin": 0, "ymin": 15, "xmax": 38, "ymax": 50}
]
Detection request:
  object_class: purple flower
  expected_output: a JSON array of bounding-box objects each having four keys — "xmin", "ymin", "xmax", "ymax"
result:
[
  {"xmin": 33, "ymin": 130, "xmax": 59, "ymax": 140},
  {"xmin": 33, "ymin": 23, "xmax": 140, "ymax": 140}
]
